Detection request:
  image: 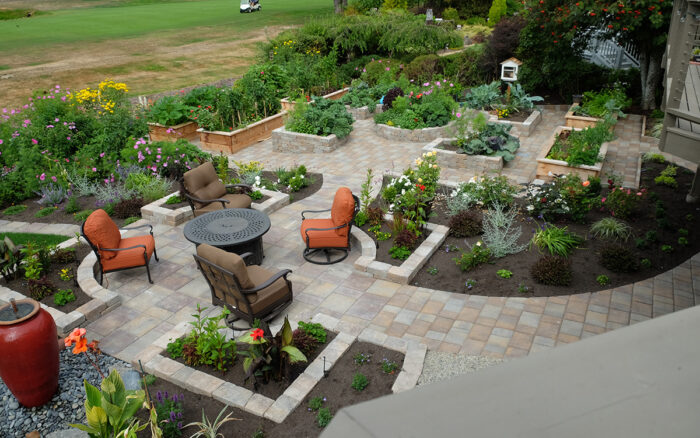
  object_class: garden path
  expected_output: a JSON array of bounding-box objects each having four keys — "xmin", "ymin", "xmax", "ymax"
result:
[{"xmin": 1, "ymin": 109, "xmax": 698, "ymax": 365}]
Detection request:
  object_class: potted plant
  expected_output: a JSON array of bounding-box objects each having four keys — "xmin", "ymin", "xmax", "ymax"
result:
[{"xmin": 146, "ymin": 96, "xmax": 198, "ymax": 141}]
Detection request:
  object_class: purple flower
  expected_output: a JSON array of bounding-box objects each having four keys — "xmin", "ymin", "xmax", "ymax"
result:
[{"xmin": 156, "ymin": 391, "xmax": 163, "ymax": 403}]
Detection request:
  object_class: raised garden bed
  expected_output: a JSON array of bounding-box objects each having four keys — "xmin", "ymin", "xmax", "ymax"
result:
[
  {"xmin": 271, "ymin": 127, "xmax": 348, "ymax": 153},
  {"xmin": 423, "ymin": 138, "xmax": 504, "ymax": 173},
  {"xmin": 280, "ymin": 88, "xmax": 350, "ymax": 112},
  {"xmin": 488, "ymin": 108, "xmax": 542, "ymax": 137},
  {"xmin": 198, "ymin": 112, "xmax": 287, "ymax": 154},
  {"xmin": 565, "ymin": 103, "xmax": 617, "ymax": 129},
  {"xmin": 641, "ymin": 115, "xmax": 661, "ymax": 143},
  {"xmin": 147, "ymin": 121, "xmax": 199, "ymax": 142},
  {"xmin": 411, "ymin": 160, "xmax": 700, "ymax": 297},
  {"xmin": 536, "ymin": 126, "xmax": 609, "ymax": 182},
  {"xmin": 346, "ymin": 104, "xmax": 384, "ymax": 120},
  {"xmin": 373, "ymin": 120, "xmax": 456, "ymax": 143}
]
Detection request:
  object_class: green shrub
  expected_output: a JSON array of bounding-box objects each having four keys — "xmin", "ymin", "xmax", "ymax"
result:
[
  {"xmin": 442, "ymin": 7, "xmax": 460, "ymax": 21},
  {"xmin": 640, "ymin": 258, "xmax": 652, "ymax": 269},
  {"xmin": 497, "ymin": 269, "xmax": 513, "ymax": 278},
  {"xmin": 590, "ymin": 217, "xmax": 632, "ymax": 241},
  {"xmin": 146, "ymin": 95, "xmax": 191, "ymax": 126},
  {"xmin": 601, "ymin": 187, "xmax": 645, "ymax": 220},
  {"xmin": 286, "ymin": 98, "xmax": 354, "ymax": 138},
  {"xmin": 35, "ymin": 207, "xmax": 56, "ymax": 218},
  {"xmin": 54, "ymin": 288, "xmax": 76, "ymax": 306},
  {"xmin": 448, "ymin": 210, "xmax": 482, "ymax": 237},
  {"xmin": 2, "ymin": 205, "xmax": 27, "ymax": 215},
  {"xmin": 125, "ymin": 173, "xmax": 170, "ymax": 202},
  {"xmin": 63, "ymin": 196, "xmax": 81, "ymax": 214},
  {"xmin": 488, "ymin": 0, "xmax": 507, "ymax": 26},
  {"xmin": 596, "ymin": 274, "xmax": 610, "ymax": 286},
  {"xmin": 482, "ymin": 203, "xmax": 527, "ymax": 258},
  {"xmin": 654, "ymin": 165, "xmax": 678, "ymax": 188},
  {"xmin": 404, "ymin": 55, "xmax": 441, "ymax": 83},
  {"xmin": 351, "ymin": 373, "xmax": 369, "ymax": 391},
  {"xmin": 454, "ymin": 242, "xmax": 491, "ymax": 271},
  {"xmin": 317, "ymin": 407, "xmax": 333, "ymax": 428},
  {"xmin": 297, "ymin": 321, "xmax": 327, "ymax": 344},
  {"xmin": 165, "ymin": 195, "xmax": 183, "ymax": 204},
  {"xmin": 599, "ymin": 244, "xmax": 639, "ymax": 273},
  {"xmin": 389, "ymin": 245, "xmax": 412, "ymax": 260},
  {"xmin": 531, "ymin": 256, "xmax": 572, "ymax": 286}
]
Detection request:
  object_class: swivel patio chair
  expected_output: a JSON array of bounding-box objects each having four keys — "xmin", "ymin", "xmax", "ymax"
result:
[
  {"xmin": 81, "ymin": 209, "xmax": 159, "ymax": 285},
  {"xmin": 300, "ymin": 187, "xmax": 359, "ymax": 264},
  {"xmin": 182, "ymin": 161, "xmax": 253, "ymax": 217},
  {"xmin": 193, "ymin": 243, "xmax": 293, "ymax": 330}
]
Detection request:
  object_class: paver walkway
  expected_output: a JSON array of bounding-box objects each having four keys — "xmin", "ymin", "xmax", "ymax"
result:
[{"xmin": 1, "ymin": 109, "xmax": 698, "ymax": 364}]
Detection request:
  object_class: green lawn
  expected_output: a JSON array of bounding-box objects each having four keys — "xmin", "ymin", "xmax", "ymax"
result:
[
  {"xmin": 0, "ymin": 232, "xmax": 71, "ymax": 247},
  {"xmin": 0, "ymin": 0, "xmax": 331, "ymax": 52}
]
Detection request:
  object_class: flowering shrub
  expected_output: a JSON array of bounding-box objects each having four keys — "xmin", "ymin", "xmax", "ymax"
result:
[
  {"xmin": 374, "ymin": 79, "xmax": 458, "ymax": 129},
  {"xmin": 449, "ymin": 175, "xmax": 519, "ymax": 211},
  {"xmin": 155, "ymin": 391, "xmax": 185, "ymax": 438},
  {"xmin": 525, "ymin": 174, "xmax": 599, "ymax": 222},
  {"xmin": 600, "ymin": 187, "xmax": 646, "ymax": 219},
  {"xmin": 454, "ymin": 241, "xmax": 492, "ymax": 271},
  {"xmin": 120, "ymin": 138, "xmax": 209, "ymax": 177}
]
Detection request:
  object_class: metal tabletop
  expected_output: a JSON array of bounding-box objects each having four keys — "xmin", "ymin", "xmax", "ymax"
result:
[{"xmin": 183, "ymin": 208, "xmax": 271, "ymax": 247}]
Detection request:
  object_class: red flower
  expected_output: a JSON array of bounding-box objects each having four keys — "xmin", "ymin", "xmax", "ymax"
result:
[
  {"xmin": 541, "ymin": 197, "xmax": 547, "ymax": 203},
  {"xmin": 251, "ymin": 328, "xmax": 264, "ymax": 341}
]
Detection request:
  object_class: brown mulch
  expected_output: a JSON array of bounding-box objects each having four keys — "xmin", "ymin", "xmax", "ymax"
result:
[
  {"xmin": 171, "ymin": 332, "xmax": 336, "ymax": 401},
  {"xmin": 3, "ymin": 244, "xmax": 93, "ymax": 313},
  {"xmin": 136, "ymin": 341, "xmax": 403, "ymax": 438},
  {"xmin": 411, "ymin": 160, "xmax": 700, "ymax": 297}
]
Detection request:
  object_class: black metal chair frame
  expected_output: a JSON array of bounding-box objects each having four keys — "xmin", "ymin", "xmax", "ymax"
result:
[
  {"xmin": 301, "ymin": 194, "xmax": 360, "ymax": 265},
  {"xmin": 81, "ymin": 222, "xmax": 159, "ymax": 285},
  {"xmin": 193, "ymin": 252, "xmax": 293, "ymax": 331},
  {"xmin": 180, "ymin": 179, "xmax": 253, "ymax": 216}
]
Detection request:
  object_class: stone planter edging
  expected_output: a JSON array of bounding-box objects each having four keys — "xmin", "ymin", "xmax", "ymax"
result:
[
  {"xmin": 488, "ymin": 108, "xmax": 542, "ymax": 137},
  {"xmin": 197, "ymin": 112, "xmax": 287, "ymax": 154},
  {"xmin": 132, "ymin": 313, "xmax": 426, "ymax": 424},
  {"xmin": 147, "ymin": 121, "xmax": 199, "ymax": 142},
  {"xmin": 535, "ymin": 125, "xmax": 609, "ymax": 181},
  {"xmin": 0, "ymin": 238, "xmax": 121, "ymax": 337},
  {"xmin": 640, "ymin": 115, "xmax": 660, "ymax": 144},
  {"xmin": 422, "ymin": 138, "xmax": 503, "ymax": 173},
  {"xmin": 271, "ymin": 127, "xmax": 348, "ymax": 153},
  {"xmin": 141, "ymin": 189, "xmax": 290, "ymax": 226},
  {"xmin": 374, "ymin": 121, "xmax": 456, "ymax": 143},
  {"xmin": 353, "ymin": 219, "xmax": 449, "ymax": 284},
  {"xmin": 345, "ymin": 103, "xmax": 383, "ymax": 120}
]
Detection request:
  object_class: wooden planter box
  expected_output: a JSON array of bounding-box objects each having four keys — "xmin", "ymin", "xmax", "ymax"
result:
[
  {"xmin": 641, "ymin": 115, "xmax": 660, "ymax": 143},
  {"xmin": 564, "ymin": 103, "xmax": 617, "ymax": 129},
  {"xmin": 488, "ymin": 109, "xmax": 542, "ymax": 137},
  {"xmin": 280, "ymin": 88, "xmax": 350, "ymax": 112},
  {"xmin": 536, "ymin": 126, "xmax": 608, "ymax": 181},
  {"xmin": 271, "ymin": 127, "xmax": 348, "ymax": 153},
  {"xmin": 197, "ymin": 112, "xmax": 286, "ymax": 154},
  {"xmin": 422, "ymin": 138, "xmax": 503, "ymax": 172},
  {"xmin": 148, "ymin": 121, "xmax": 199, "ymax": 142}
]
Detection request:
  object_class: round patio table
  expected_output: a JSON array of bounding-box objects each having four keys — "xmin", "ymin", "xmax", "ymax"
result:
[{"xmin": 183, "ymin": 208, "xmax": 271, "ymax": 265}]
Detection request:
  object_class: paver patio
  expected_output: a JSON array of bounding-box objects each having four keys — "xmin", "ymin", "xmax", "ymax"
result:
[{"xmin": 1, "ymin": 108, "xmax": 698, "ymax": 364}]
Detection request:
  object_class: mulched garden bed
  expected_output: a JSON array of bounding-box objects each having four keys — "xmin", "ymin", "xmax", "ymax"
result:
[
  {"xmin": 171, "ymin": 332, "xmax": 336, "ymax": 400},
  {"xmin": 136, "ymin": 341, "xmax": 403, "ymax": 438},
  {"xmin": 226, "ymin": 170, "xmax": 324, "ymax": 204},
  {"xmin": 359, "ymin": 220, "xmax": 431, "ymax": 267},
  {"xmin": 3, "ymin": 244, "xmax": 93, "ymax": 312},
  {"xmin": 492, "ymin": 109, "xmax": 532, "ymax": 123},
  {"xmin": 411, "ymin": 160, "xmax": 700, "ymax": 297}
]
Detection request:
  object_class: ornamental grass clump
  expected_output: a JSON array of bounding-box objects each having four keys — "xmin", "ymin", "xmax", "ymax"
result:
[
  {"xmin": 590, "ymin": 217, "xmax": 632, "ymax": 242},
  {"xmin": 531, "ymin": 223, "xmax": 584, "ymax": 257}
]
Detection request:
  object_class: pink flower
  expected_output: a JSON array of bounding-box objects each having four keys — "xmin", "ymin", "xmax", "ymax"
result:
[
  {"xmin": 31, "ymin": 138, "xmax": 38, "ymax": 144},
  {"xmin": 99, "ymin": 152, "xmax": 105, "ymax": 158},
  {"xmin": 65, "ymin": 158, "xmax": 69, "ymax": 163},
  {"xmin": 378, "ymin": 60, "xmax": 382, "ymax": 63},
  {"xmin": 637, "ymin": 192, "xmax": 642, "ymax": 196},
  {"xmin": 385, "ymin": 67, "xmax": 390, "ymax": 71},
  {"xmin": 51, "ymin": 176, "xmax": 57, "ymax": 182},
  {"xmin": 601, "ymin": 197, "xmax": 606, "ymax": 203},
  {"xmin": 67, "ymin": 136, "xmax": 71, "ymax": 140},
  {"xmin": 92, "ymin": 167, "xmax": 97, "ymax": 172},
  {"xmin": 456, "ymin": 112, "xmax": 462, "ymax": 118},
  {"xmin": 362, "ymin": 68, "xmax": 366, "ymax": 73},
  {"xmin": 134, "ymin": 144, "xmax": 139, "ymax": 149},
  {"xmin": 39, "ymin": 173, "xmax": 45, "ymax": 181},
  {"xmin": 0, "ymin": 139, "xmax": 3, "ymax": 145}
]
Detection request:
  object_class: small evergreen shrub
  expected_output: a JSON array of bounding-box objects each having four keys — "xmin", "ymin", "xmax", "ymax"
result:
[
  {"xmin": 351, "ymin": 373, "xmax": 369, "ymax": 391},
  {"xmin": 599, "ymin": 244, "xmax": 639, "ymax": 273},
  {"xmin": 113, "ymin": 197, "xmax": 145, "ymax": 219},
  {"xmin": 448, "ymin": 210, "xmax": 482, "ymax": 237},
  {"xmin": 530, "ymin": 256, "xmax": 572, "ymax": 286},
  {"xmin": 64, "ymin": 196, "xmax": 81, "ymax": 214}
]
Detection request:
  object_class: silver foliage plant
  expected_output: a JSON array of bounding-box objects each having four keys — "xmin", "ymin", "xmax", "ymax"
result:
[
  {"xmin": 445, "ymin": 185, "xmax": 478, "ymax": 216},
  {"xmin": 482, "ymin": 202, "xmax": 527, "ymax": 258},
  {"xmin": 66, "ymin": 171, "xmax": 98, "ymax": 197}
]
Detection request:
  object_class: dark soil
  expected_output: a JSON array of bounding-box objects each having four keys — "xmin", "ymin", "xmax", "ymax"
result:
[
  {"xmin": 494, "ymin": 108, "xmax": 531, "ymax": 123},
  {"xmin": 411, "ymin": 160, "xmax": 700, "ymax": 297},
  {"xmin": 173, "ymin": 332, "xmax": 336, "ymax": 401},
  {"xmin": 136, "ymin": 341, "xmax": 402, "ymax": 438},
  {"xmin": 359, "ymin": 220, "xmax": 430, "ymax": 267},
  {"xmin": 3, "ymin": 244, "xmax": 93, "ymax": 312},
  {"xmin": 226, "ymin": 170, "xmax": 324, "ymax": 204}
]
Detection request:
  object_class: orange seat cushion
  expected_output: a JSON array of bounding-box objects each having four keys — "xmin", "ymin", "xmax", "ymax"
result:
[
  {"xmin": 300, "ymin": 218, "xmax": 349, "ymax": 248},
  {"xmin": 330, "ymin": 187, "xmax": 354, "ymax": 237},
  {"xmin": 246, "ymin": 265, "xmax": 291, "ymax": 314},
  {"xmin": 101, "ymin": 235, "xmax": 155, "ymax": 272},
  {"xmin": 83, "ymin": 209, "xmax": 121, "ymax": 260},
  {"xmin": 193, "ymin": 193, "xmax": 252, "ymax": 216},
  {"xmin": 183, "ymin": 162, "xmax": 227, "ymax": 208}
]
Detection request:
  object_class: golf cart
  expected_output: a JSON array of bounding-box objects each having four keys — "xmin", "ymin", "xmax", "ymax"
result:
[{"xmin": 240, "ymin": 0, "xmax": 260, "ymax": 13}]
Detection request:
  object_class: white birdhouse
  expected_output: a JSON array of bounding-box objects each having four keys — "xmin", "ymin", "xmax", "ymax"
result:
[{"xmin": 500, "ymin": 57, "xmax": 522, "ymax": 82}]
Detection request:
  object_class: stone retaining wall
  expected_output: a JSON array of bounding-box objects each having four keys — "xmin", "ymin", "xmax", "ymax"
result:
[
  {"xmin": 346, "ymin": 104, "xmax": 383, "ymax": 120},
  {"xmin": 373, "ymin": 121, "xmax": 456, "ymax": 143},
  {"xmin": 271, "ymin": 127, "xmax": 348, "ymax": 153},
  {"xmin": 422, "ymin": 138, "xmax": 503, "ymax": 173},
  {"xmin": 488, "ymin": 109, "xmax": 542, "ymax": 137}
]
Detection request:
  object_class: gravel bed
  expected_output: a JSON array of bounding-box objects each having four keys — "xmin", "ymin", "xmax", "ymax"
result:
[
  {"xmin": 417, "ymin": 352, "xmax": 504, "ymax": 386},
  {"xmin": 0, "ymin": 348, "xmax": 131, "ymax": 438}
]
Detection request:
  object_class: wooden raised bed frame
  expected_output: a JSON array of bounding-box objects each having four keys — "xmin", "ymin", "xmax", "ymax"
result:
[
  {"xmin": 280, "ymin": 88, "xmax": 349, "ymax": 112},
  {"xmin": 564, "ymin": 103, "xmax": 617, "ymax": 129},
  {"xmin": 198, "ymin": 112, "xmax": 286, "ymax": 154},
  {"xmin": 535, "ymin": 125, "xmax": 609, "ymax": 181},
  {"xmin": 148, "ymin": 121, "xmax": 199, "ymax": 142}
]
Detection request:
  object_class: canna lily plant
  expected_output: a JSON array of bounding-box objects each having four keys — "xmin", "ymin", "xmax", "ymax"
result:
[
  {"xmin": 64, "ymin": 327, "xmax": 104, "ymax": 378},
  {"xmin": 237, "ymin": 317, "xmax": 307, "ymax": 388}
]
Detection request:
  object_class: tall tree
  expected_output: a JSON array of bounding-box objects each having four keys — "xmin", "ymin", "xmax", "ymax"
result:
[{"xmin": 523, "ymin": 0, "xmax": 673, "ymax": 109}]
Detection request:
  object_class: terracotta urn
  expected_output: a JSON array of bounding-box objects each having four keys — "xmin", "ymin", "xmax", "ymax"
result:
[{"xmin": 0, "ymin": 298, "xmax": 59, "ymax": 407}]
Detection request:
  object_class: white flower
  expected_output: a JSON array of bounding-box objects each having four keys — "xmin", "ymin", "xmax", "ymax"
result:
[
  {"xmin": 548, "ymin": 171, "xmax": 554, "ymax": 177},
  {"xmin": 389, "ymin": 204, "xmax": 394, "ymax": 210},
  {"xmin": 401, "ymin": 189, "xmax": 406, "ymax": 195},
  {"xmin": 451, "ymin": 190, "xmax": 457, "ymax": 197},
  {"xmin": 526, "ymin": 205, "xmax": 534, "ymax": 211},
  {"xmin": 300, "ymin": 174, "xmax": 305, "ymax": 178},
  {"xmin": 277, "ymin": 179, "xmax": 281, "ymax": 183},
  {"xmin": 476, "ymin": 241, "xmax": 482, "ymax": 246}
]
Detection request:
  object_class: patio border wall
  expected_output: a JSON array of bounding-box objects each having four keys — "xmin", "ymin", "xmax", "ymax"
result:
[
  {"xmin": 346, "ymin": 104, "xmax": 384, "ymax": 120},
  {"xmin": 373, "ymin": 121, "xmax": 456, "ymax": 143},
  {"xmin": 271, "ymin": 127, "xmax": 349, "ymax": 153},
  {"xmin": 488, "ymin": 108, "xmax": 542, "ymax": 137},
  {"xmin": 131, "ymin": 313, "xmax": 427, "ymax": 424},
  {"xmin": 422, "ymin": 138, "xmax": 504, "ymax": 173}
]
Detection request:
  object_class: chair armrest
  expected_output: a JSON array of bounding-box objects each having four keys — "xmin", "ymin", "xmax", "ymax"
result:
[
  {"xmin": 119, "ymin": 223, "xmax": 153, "ymax": 235},
  {"xmin": 183, "ymin": 192, "xmax": 230, "ymax": 207},
  {"xmin": 239, "ymin": 252, "xmax": 254, "ymax": 265},
  {"xmin": 100, "ymin": 245, "xmax": 147, "ymax": 253},
  {"xmin": 243, "ymin": 269, "xmax": 292, "ymax": 293},
  {"xmin": 301, "ymin": 208, "xmax": 331, "ymax": 220},
  {"xmin": 304, "ymin": 222, "xmax": 348, "ymax": 236}
]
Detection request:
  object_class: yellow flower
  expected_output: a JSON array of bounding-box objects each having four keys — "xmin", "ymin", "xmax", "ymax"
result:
[
  {"xmin": 432, "ymin": 164, "xmax": 438, "ymax": 168},
  {"xmin": 417, "ymin": 178, "xmax": 423, "ymax": 183}
]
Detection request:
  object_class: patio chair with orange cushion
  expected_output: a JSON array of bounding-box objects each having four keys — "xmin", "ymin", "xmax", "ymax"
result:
[
  {"xmin": 81, "ymin": 209, "xmax": 159, "ymax": 285},
  {"xmin": 182, "ymin": 161, "xmax": 253, "ymax": 217},
  {"xmin": 300, "ymin": 187, "xmax": 359, "ymax": 264},
  {"xmin": 193, "ymin": 243, "xmax": 293, "ymax": 330}
]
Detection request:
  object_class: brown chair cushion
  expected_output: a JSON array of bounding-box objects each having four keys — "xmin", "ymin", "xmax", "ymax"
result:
[
  {"xmin": 246, "ymin": 265, "xmax": 290, "ymax": 314},
  {"xmin": 196, "ymin": 244, "xmax": 254, "ymax": 289},
  {"xmin": 101, "ymin": 235, "xmax": 155, "ymax": 271},
  {"xmin": 193, "ymin": 193, "xmax": 252, "ymax": 216},
  {"xmin": 83, "ymin": 209, "xmax": 121, "ymax": 260},
  {"xmin": 183, "ymin": 162, "xmax": 226, "ymax": 207},
  {"xmin": 300, "ymin": 218, "xmax": 349, "ymax": 248},
  {"xmin": 330, "ymin": 187, "xmax": 354, "ymax": 237}
]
